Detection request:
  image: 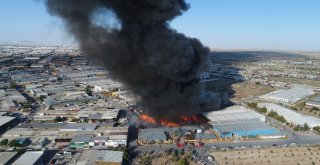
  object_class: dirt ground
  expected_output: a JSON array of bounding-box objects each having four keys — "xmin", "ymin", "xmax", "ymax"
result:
[
  {"xmin": 271, "ymin": 77, "xmax": 320, "ymax": 87},
  {"xmin": 291, "ymin": 100, "xmax": 320, "ymax": 119},
  {"xmin": 232, "ymin": 82, "xmax": 275, "ymax": 101},
  {"xmin": 210, "ymin": 146, "xmax": 320, "ymax": 165}
]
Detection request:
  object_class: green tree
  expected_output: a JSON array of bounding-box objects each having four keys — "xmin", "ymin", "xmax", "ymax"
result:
[
  {"xmin": 38, "ymin": 95, "xmax": 47, "ymax": 102},
  {"xmin": 8, "ymin": 139, "xmax": 17, "ymax": 147},
  {"xmin": 0, "ymin": 139, "xmax": 8, "ymax": 146},
  {"xmin": 22, "ymin": 103, "xmax": 32, "ymax": 109},
  {"xmin": 123, "ymin": 149, "xmax": 129, "ymax": 161},
  {"xmin": 303, "ymin": 123, "xmax": 310, "ymax": 131},
  {"xmin": 247, "ymin": 102, "xmax": 257, "ymax": 109},
  {"xmin": 54, "ymin": 116, "xmax": 66, "ymax": 123},
  {"xmin": 313, "ymin": 126, "xmax": 320, "ymax": 133},
  {"xmin": 85, "ymin": 85, "xmax": 93, "ymax": 96},
  {"xmin": 257, "ymin": 106, "xmax": 268, "ymax": 114},
  {"xmin": 9, "ymin": 81, "xmax": 17, "ymax": 89},
  {"xmin": 179, "ymin": 158, "xmax": 188, "ymax": 165}
]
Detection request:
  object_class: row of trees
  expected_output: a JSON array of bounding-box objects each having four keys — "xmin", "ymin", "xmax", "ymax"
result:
[
  {"xmin": 312, "ymin": 126, "xmax": 320, "ymax": 133},
  {"xmin": 293, "ymin": 123, "xmax": 310, "ymax": 131},
  {"xmin": 247, "ymin": 102, "xmax": 268, "ymax": 114},
  {"xmin": 247, "ymin": 102, "xmax": 287, "ymax": 123},
  {"xmin": 267, "ymin": 111, "xmax": 287, "ymax": 123},
  {"xmin": 0, "ymin": 139, "xmax": 22, "ymax": 148}
]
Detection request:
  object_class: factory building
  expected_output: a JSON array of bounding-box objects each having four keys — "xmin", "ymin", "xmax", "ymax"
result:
[
  {"xmin": 306, "ymin": 96, "xmax": 320, "ymax": 108},
  {"xmin": 138, "ymin": 128, "xmax": 168, "ymax": 144},
  {"xmin": 202, "ymin": 105, "xmax": 265, "ymax": 125},
  {"xmin": 0, "ymin": 152, "xmax": 18, "ymax": 165},
  {"xmin": 12, "ymin": 151, "xmax": 44, "ymax": 165},
  {"xmin": 258, "ymin": 102, "xmax": 320, "ymax": 128},
  {"xmin": 214, "ymin": 122, "xmax": 278, "ymax": 138},
  {"xmin": 0, "ymin": 115, "xmax": 16, "ymax": 133},
  {"xmin": 203, "ymin": 105, "xmax": 283, "ymax": 138},
  {"xmin": 260, "ymin": 85, "xmax": 315, "ymax": 104},
  {"xmin": 60, "ymin": 123, "xmax": 98, "ymax": 132},
  {"xmin": 70, "ymin": 150, "xmax": 123, "ymax": 165}
]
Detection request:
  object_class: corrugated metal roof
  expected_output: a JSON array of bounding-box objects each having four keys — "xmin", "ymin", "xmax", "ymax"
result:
[
  {"xmin": 139, "ymin": 128, "xmax": 167, "ymax": 141},
  {"xmin": 0, "ymin": 116, "xmax": 15, "ymax": 127},
  {"xmin": 261, "ymin": 85, "xmax": 315, "ymax": 103},
  {"xmin": 258, "ymin": 102, "xmax": 320, "ymax": 128},
  {"xmin": 214, "ymin": 122, "xmax": 276, "ymax": 133},
  {"xmin": 70, "ymin": 135, "xmax": 92, "ymax": 143},
  {"xmin": 0, "ymin": 152, "xmax": 17, "ymax": 165},
  {"xmin": 203, "ymin": 105, "xmax": 265, "ymax": 125},
  {"xmin": 12, "ymin": 151, "xmax": 43, "ymax": 165},
  {"xmin": 98, "ymin": 150, "xmax": 123, "ymax": 163},
  {"xmin": 61, "ymin": 123, "xmax": 97, "ymax": 130}
]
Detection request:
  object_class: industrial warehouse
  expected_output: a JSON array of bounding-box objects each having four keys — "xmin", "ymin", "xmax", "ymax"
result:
[
  {"xmin": 138, "ymin": 105, "xmax": 284, "ymax": 146},
  {"xmin": 203, "ymin": 106, "xmax": 284, "ymax": 138},
  {"xmin": 260, "ymin": 85, "xmax": 315, "ymax": 104},
  {"xmin": 258, "ymin": 102, "xmax": 320, "ymax": 128}
]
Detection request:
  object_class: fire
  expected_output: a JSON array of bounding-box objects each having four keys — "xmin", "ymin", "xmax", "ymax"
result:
[
  {"xmin": 139, "ymin": 114, "xmax": 203, "ymax": 127},
  {"xmin": 159, "ymin": 119, "xmax": 179, "ymax": 127},
  {"xmin": 140, "ymin": 114, "xmax": 157, "ymax": 124}
]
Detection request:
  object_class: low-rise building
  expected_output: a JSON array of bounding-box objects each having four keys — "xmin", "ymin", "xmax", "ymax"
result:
[
  {"xmin": 69, "ymin": 135, "xmax": 91, "ymax": 149},
  {"xmin": 12, "ymin": 151, "xmax": 43, "ymax": 165},
  {"xmin": 0, "ymin": 152, "xmax": 18, "ymax": 165},
  {"xmin": 61, "ymin": 123, "xmax": 98, "ymax": 132},
  {"xmin": 72, "ymin": 150, "xmax": 123, "ymax": 165}
]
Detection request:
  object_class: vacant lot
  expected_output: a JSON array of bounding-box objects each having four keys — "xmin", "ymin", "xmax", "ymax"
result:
[
  {"xmin": 271, "ymin": 77, "xmax": 320, "ymax": 87},
  {"xmin": 232, "ymin": 82, "xmax": 275, "ymax": 101},
  {"xmin": 211, "ymin": 146, "xmax": 320, "ymax": 165}
]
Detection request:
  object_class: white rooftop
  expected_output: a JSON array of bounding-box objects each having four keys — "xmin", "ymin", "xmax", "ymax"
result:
[
  {"xmin": 98, "ymin": 150, "xmax": 123, "ymax": 163},
  {"xmin": 203, "ymin": 105, "xmax": 265, "ymax": 125},
  {"xmin": 0, "ymin": 115, "xmax": 15, "ymax": 127},
  {"xmin": 12, "ymin": 151, "xmax": 43, "ymax": 165},
  {"xmin": 258, "ymin": 102, "xmax": 320, "ymax": 128},
  {"xmin": 0, "ymin": 152, "xmax": 17, "ymax": 165},
  {"xmin": 260, "ymin": 85, "xmax": 315, "ymax": 103}
]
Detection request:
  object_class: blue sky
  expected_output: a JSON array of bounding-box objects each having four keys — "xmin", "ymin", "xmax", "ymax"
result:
[{"xmin": 1, "ymin": 0, "xmax": 320, "ymax": 51}]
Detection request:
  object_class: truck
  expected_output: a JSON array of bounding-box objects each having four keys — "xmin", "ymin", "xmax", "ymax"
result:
[{"xmin": 193, "ymin": 142, "xmax": 204, "ymax": 147}]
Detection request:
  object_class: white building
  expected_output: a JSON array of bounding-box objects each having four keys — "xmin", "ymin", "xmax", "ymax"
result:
[
  {"xmin": 202, "ymin": 105, "xmax": 266, "ymax": 125},
  {"xmin": 12, "ymin": 151, "xmax": 43, "ymax": 165},
  {"xmin": 258, "ymin": 102, "xmax": 320, "ymax": 128},
  {"xmin": 260, "ymin": 85, "xmax": 315, "ymax": 104}
]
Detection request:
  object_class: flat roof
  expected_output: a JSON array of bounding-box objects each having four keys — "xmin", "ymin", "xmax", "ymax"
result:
[
  {"xmin": 0, "ymin": 152, "xmax": 18, "ymax": 165},
  {"xmin": 139, "ymin": 128, "xmax": 167, "ymax": 141},
  {"xmin": 258, "ymin": 102, "xmax": 320, "ymax": 128},
  {"xmin": 61, "ymin": 123, "xmax": 98, "ymax": 130},
  {"xmin": 12, "ymin": 151, "xmax": 43, "ymax": 165},
  {"xmin": 98, "ymin": 150, "xmax": 123, "ymax": 163},
  {"xmin": 214, "ymin": 122, "xmax": 276, "ymax": 133},
  {"xmin": 0, "ymin": 116, "xmax": 15, "ymax": 127},
  {"xmin": 70, "ymin": 135, "xmax": 92, "ymax": 143},
  {"xmin": 261, "ymin": 85, "xmax": 314, "ymax": 103},
  {"xmin": 203, "ymin": 105, "xmax": 265, "ymax": 124},
  {"xmin": 0, "ymin": 111, "xmax": 8, "ymax": 116}
]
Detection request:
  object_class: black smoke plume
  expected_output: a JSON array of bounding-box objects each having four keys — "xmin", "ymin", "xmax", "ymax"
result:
[{"xmin": 46, "ymin": 0, "xmax": 217, "ymax": 119}]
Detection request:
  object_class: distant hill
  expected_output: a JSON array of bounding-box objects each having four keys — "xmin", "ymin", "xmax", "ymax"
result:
[{"xmin": 210, "ymin": 50, "xmax": 317, "ymax": 63}]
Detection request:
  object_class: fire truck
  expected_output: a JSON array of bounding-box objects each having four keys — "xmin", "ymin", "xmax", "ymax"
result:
[
  {"xmin": 176, "ymin": 139, "xmax": 186, "ymax": 148},
  {"xmin": 192, "ymin": 142, "xmax": 204, "ymax": 147}
]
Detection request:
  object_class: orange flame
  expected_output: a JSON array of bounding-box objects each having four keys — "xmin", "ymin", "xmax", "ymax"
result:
[
  {"xmin": 159, "ymin": 119, "xmax": 179, "ymax": 127},
  {"xmin": 140, "ymin": 114, "xmax": 202, "ymax": 127},
  {"xmin": 140, "ymin": 114, "xmax": 156, "ymax": 124}
]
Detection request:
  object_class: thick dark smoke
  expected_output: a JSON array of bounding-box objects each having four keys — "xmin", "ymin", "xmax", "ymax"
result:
[{"xmin": 46, "ymin": 0, "xmax": 219, "ymax": 119}]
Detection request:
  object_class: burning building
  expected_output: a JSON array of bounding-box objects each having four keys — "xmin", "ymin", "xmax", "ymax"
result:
[{"xmin": 45, "ymin": 0, "xmax": 226, "ymax": 120}]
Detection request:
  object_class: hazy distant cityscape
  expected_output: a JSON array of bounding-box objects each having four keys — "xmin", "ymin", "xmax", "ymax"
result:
[
  {"xmin": 1, "ymin": 0, "xmax": 320, "ymax": 164},
  {"xmin": 0, "ymin": 45, "xmax": 319, "ymax": 165}
]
